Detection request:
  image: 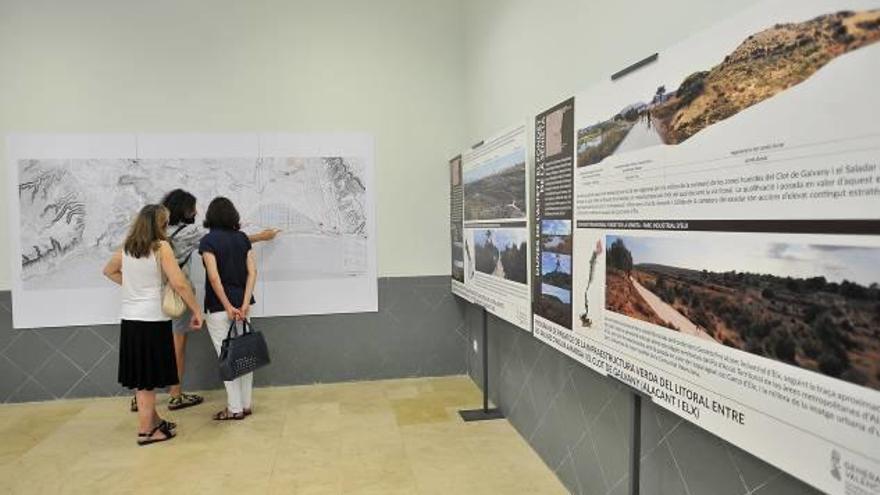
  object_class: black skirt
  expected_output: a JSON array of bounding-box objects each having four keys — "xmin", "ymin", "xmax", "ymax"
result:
[{"xmin": 118, "ymin": 319, "xmax": 179, "ymax": 391}]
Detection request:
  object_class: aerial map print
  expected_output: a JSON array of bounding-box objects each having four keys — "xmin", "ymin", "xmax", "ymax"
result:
[{"xmin": 18, "ymin": 155, "xmax": 368, "ymax": 290}]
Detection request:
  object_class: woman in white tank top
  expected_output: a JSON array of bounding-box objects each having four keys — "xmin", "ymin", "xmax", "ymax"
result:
[
  {"xmin": 102, "ymin": 204, "xmax": 204, "ymax": 446},
  {"xmin": 120, "ymin": 250, "xmax": 166, "ymax": 321}
]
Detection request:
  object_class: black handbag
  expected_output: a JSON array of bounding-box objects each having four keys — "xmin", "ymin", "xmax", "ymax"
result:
[{"xmin": 218, "ymin": 320, "xmax": 271, "ymax": 381}]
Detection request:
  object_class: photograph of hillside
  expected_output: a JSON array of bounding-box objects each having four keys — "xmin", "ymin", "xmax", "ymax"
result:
[
  {"xmin": 535, "ymin": 288, "xmax": 572, "ymax": 329},
  {"xmin": 605, "ymin": 235, "xmax": 880, "ymax": 390},
  {"xmin": 577, "ymin": 9, "xmax": 880, "ymax": 167},
  {"xmin": 534, "ymin": 252, "xmax": 571, "ymax": 328},
  {"xmin": 464, "ymin": 150, "xmax": 527, "ymax": 220},
  {"xmin": 541, "ymin": 220, "xmax": 573, "ymax": 255},
  {"xmin": 473, "ymin": 228, "xmax": 528, "ymax": 284}
]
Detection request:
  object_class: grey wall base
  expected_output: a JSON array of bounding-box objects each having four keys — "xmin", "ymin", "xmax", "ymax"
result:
[
  {"xmin": 0, "ymin": 276, "xmax": 469, "ymax": 403},
  {"xmin": 464, "ymin": 303, "xmax": 823, "ymax": 495}
]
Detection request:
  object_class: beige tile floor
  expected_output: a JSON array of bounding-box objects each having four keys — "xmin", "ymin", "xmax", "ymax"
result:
[{"xmin": 0, "ymin": 376, "xmax": 567, "ymax": 494}]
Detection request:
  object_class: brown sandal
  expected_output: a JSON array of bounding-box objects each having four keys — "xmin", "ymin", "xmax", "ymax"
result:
[{"xmin": 213, "ymin": 409, "xmax": 245, "ymax": 421}]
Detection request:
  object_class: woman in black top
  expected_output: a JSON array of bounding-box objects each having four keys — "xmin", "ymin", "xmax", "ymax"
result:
[
  {"xmin": 125, "ymin": 190, "xmax": 279, "ymax": 414},
  {"xmin": 199, "ymin": 197, "xmax": 258, "ymax": 420}
]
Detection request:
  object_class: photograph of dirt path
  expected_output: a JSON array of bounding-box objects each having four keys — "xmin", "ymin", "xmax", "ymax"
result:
[
  {"xmin": 473, "ymin": 228, "xmax": 528, "ymax": 284},
  {"xmin": 577, "ymin": 9, "xmax": 880, "ymax": 167},
  {"xmin": 605, "ymin": 235, "xmax": 880, "ymax": 390}
]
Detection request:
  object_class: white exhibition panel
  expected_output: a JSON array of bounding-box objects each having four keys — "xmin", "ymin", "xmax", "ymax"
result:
[
  {"xmin": 7, "ymin": 132, "xmax": 377, "ymax": 329},
  {"xmin": 526, "ymin": 2, "xmax": 880, "ymax": 493},
  {"xmin": 461, "ymin": 124, "xmax": 531, "ymax": 330}
]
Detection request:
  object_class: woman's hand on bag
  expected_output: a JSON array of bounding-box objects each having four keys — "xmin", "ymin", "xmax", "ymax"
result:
[
  {"xmin": 225, "ymin": 305, "xmax": 243, "ymax": 321},
  {"xmin": 190, "ymin": 312, "xmax": 204, "ymax": 330},
  {"xmin": 240, "ymin": 303, "xmax": 251, "ymax": 319}
]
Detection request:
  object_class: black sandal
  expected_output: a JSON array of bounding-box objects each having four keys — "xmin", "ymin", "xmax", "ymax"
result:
[
  {"xmin": 157, "ymin": 419, "xmax": 177, "ymax": 431},
  {"xmin": 137, "ymin": 422, "xmax": 175, "ymax": 446},
  {"xmin": 168, "ymin": 393, "xmax": 204, "ymax": 411},
  {"xmin": 213, "ymin": 409, "xmax": 245, "ymax": 421}
]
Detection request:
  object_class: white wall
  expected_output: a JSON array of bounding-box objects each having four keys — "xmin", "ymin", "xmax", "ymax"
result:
[
  {"xmin": 0, "ymin": 0, "xmax": 466, "ymax": 288},
  {"xmin": 463, "ymin": 0, "xmax": 761, "ymax": 143},
  {"xmin": 0, "ymin": 0, "xmax": 772, "ymax": 290}
]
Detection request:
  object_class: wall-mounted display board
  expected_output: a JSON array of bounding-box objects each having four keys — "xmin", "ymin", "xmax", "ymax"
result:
[
  {"xmin": 461, "ymin": 125, "xmax": 531, "ymax": 330},
  {"xmin": 450, "ymin": 154, "xmax": 473, "ymax": 302},
  {"xmin": 7, "ymin": 133, "xmax": 377, "ymax": 329},
  {"xmin": 534, "ymin": 2, "xmax": 880, "ymax": 493},
  {"xmin": 533, "ymin": 99, "xmax": 576, "ymax": 339}
]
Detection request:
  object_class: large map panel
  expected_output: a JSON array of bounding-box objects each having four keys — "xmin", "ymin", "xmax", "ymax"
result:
[{"xmin": 7, "ymin": 133, "xmax": 377, "ymax": 328}]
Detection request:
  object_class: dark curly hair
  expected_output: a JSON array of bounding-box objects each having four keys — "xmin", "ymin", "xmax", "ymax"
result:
[
  {"xmin": 161, "ymin": 189, "xmax": 197, "ymax": 226},
  {"xmin": 203, "ymin": 197, "xmax": 241, "ymax": 231}
]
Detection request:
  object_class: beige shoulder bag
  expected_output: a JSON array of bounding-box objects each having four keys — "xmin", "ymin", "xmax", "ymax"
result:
[{"xmin": 156, "ymin": 247, "xmax": 188, "ymax": 318}]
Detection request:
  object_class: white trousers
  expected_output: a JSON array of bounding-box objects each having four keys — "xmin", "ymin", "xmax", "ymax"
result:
[{"xmin": 206, "ymin": 312, "xmax": 253, "ymax": 414}]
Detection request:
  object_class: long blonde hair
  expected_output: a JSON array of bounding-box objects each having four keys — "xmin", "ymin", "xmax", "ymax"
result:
[{"xmin": 123, "ymin": 204, "xmax": 169, "ymax": 258}]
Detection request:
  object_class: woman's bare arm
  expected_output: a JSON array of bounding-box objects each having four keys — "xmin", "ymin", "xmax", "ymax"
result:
[
  {"xmin": 102, "ymin": 250, "xmax": 123, "ymax": 285},
  {"xmin": 240, "ymin": 250, "xmax": 257, "ymax": 318},
  {"xmin": 248, "ymin": 228, "xmax": 281, "ymax": 243}
]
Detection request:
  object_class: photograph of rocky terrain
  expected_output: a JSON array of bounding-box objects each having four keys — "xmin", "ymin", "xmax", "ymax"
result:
[{"xmin": 578, "ymin": 9, "xmax": 880, "ymax": 167}]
